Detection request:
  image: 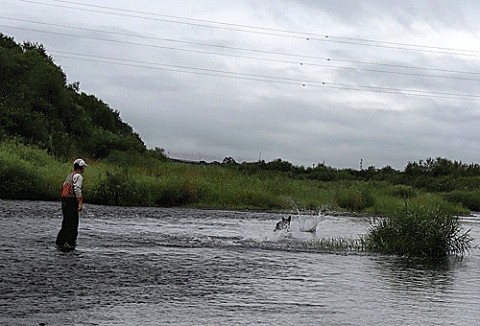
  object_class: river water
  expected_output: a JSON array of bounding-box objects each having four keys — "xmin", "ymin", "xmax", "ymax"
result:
[{"xmin": 1, "ymin": 200, "xmax": 479, "ymax": 325}]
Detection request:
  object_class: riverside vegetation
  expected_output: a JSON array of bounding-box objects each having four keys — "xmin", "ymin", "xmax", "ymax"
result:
[{"xmin": 0, "ymin": 33, "xmax": 474, "ymax": 257}]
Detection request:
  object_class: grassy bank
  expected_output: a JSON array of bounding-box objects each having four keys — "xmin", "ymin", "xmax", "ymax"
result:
[{"xmin": 0, "ymin": 141, "xmax": 470, "ymax": 216}]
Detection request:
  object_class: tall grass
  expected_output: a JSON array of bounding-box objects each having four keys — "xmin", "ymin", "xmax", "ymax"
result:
[{"xmin": 0, "ymin": 141, "xmax": 472, "ymax": 216}]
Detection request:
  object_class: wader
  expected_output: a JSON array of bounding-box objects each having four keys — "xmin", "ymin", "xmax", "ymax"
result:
[
  {"xmin": 57, "ymin": 172, "xmax": 80, "ymax": 248},
  {"xmin": 56, "ymin": 197, "xmax": 79, "ymax": 248}
]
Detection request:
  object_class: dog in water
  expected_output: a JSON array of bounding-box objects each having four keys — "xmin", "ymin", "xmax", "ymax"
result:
[{"xmin": 274, "ymin": 216, "xmax": 291, "ymax": 232}]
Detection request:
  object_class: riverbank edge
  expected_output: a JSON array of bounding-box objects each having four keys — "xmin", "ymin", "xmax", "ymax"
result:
[{"xmin": 6, "ymin": 197, "xmax": 473, "ymax": 219}]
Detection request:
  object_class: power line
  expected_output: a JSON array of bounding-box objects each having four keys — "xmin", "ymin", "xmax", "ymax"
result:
[
  {"xmin": 7, "ymin": 15, "xmax": 474, "ymax": 77},
  {"xmin": 329, "ymin": 58, "xmax": 480, "ymax": 76},
  {"xmin": 16, "ymin": 0, "xmax": 311, "ymax": 40},
  {"xmin": 3, "ymin": 21, "xmax": 480, "ymax": 83},
  {"xmin": 325, "ymin": 81, "xmax": 479, "ymax": 98},
  {"xmin": 2, "ymin": 21, "xmax": 478, "ymax": 99},
  {"xmin": 4, "ymin": 16, "xmax": 480, "ymax": 75},
  {"xmin": 52, "ymin": 53, "xmax": 304, "ymax": 86},
  {"xmin": 34, "ymin": 0, "xmax": 480, "ymax": 55},
  {"xmin": 1, "ymin": 26, "xmax": 477, "ymax": 100},
  {"xmin": 41, "ymin": 0, "xmax": 313, "ymax": 36},
  {"xmin": 0, "ymin": 17, "xmax": 318, "ymax": 59},
  {"xmin": 38, "ymin": 50, "xmax": 480, "ymax": 101},
  {"xmin": 16, "ymin": 0, "xmax": 480, "ymax": 57}
]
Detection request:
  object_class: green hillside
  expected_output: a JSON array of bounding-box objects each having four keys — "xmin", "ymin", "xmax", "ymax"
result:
[{"xmin": 0, "ymin": 33, "xmax": 145, "ymax": 159}]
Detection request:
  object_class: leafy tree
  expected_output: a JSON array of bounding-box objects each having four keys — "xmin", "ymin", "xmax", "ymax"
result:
[{"xmin": 222, "ymin": 157, "xmax": 237, "ymax": 165}]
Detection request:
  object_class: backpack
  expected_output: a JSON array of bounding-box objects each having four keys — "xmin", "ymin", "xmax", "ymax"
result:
[{"xmin": 60, "ymin": 172, "xmax": 77, "ymax": 198}]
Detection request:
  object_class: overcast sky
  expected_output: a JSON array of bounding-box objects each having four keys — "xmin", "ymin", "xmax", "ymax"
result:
[{"xmin": 2, "ymin": 0, "xmax": 480, "ymax": 169}]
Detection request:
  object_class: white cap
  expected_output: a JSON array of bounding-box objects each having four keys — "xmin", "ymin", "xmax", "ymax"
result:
[{"xmin": 74, "ymin": 158, "xmax": 88, "ymax": 167}]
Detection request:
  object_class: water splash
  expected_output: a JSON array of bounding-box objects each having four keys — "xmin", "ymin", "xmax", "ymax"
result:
[
  {"xmin": 297, "ymin": 213, "xmax": 323, "ymax": 233},
  {"xmin": 286, "ymin": 200, "xmax": 334, "ymax": 233}
]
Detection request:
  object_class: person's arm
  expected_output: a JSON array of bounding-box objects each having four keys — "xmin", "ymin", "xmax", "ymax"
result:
[{"xmin": 72, "ymin": 173, "xmax": 84, "ymax": 211}]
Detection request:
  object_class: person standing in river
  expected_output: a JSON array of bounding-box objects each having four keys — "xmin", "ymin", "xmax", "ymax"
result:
[{"xmin": 56, "ymin": 158, "xmax": 87, "ymax": 250}]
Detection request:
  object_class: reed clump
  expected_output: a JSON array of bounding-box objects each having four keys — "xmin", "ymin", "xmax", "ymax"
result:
[
  {"xmin": 364, "ymin": 203, "xmax": 472, "ymax": 258},
  {"xmin": 301, "ymin": 202, "xmax": 472, "ymax": 258}
]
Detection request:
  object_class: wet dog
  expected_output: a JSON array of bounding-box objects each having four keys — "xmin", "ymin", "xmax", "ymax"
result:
[{"xmin": 274, "ymin": 216, "xmax": 291, "ymax": 232}]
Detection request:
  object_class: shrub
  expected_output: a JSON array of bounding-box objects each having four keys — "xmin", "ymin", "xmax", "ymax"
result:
[
  {"xmin": 89, "ymin": 171, "xmax": 200, "ymax": 207},
  {"xmin": 391, "ymin": 185, "xmax": 416, "ymax": 199},
  {"xmin": 365, "ymin": 203, "xmax": 472, "ymax": 258},
  {"xmin": 105, "ymin": 150, "xmax": 165, "ymax": 171},
  {"xmin": 409, "ymin": 193, "xmax": 469, "ymax": 216},
  {"xmin": 367, "ymin": 195, "xmax": 405, "ymax": 217},
  {"xmin": 443, "ymin": 190, "xmax": 480, "ymax": 212},
  {"xmin": 0, "ymin": 156, "xmax": 42, "ymax": 199},
  {"xmin": 154, "ymin": 179, "xmax": 199, "ymax": 207},
  {"xmin": 90, "ymin": 171, "xmax": 140, "ymax": 206},
  {"xmin": 0, "ymin": 141, "xmax": 62, "ymax": 200},
  {"xmin": 334, "ymin": 185, "xmax": 375, "ymax": 212},
  {"xmin": 241, "ymin": 189, "xmax": 286, "ymax": 209}
]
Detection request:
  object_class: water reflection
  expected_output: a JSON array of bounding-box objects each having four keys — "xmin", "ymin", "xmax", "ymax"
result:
[{"xmin": 372, "ymin": 255, "xmax": 458, "ymax": 293}]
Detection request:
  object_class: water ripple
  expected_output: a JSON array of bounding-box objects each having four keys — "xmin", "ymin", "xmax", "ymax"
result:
[{"xmin": 1, "ymin": 200, "xmax": 479, "ymax": 325}]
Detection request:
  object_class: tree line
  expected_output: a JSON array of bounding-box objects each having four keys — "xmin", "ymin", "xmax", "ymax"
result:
[{"xmin": 216, "ymin": 156, "xmax": 480, "ymax": 193}]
